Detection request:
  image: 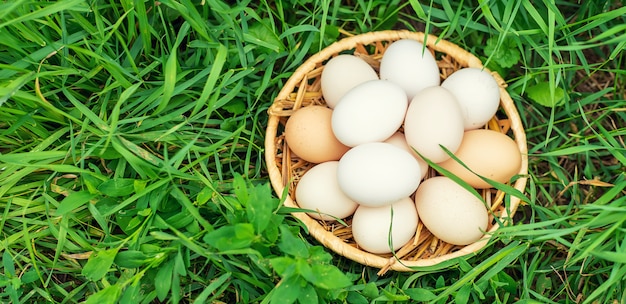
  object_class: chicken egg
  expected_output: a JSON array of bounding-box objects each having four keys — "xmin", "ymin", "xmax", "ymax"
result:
[
  {"xmin": 337, "ymin": 142, "xmax": 421, "ymax": 207},
  {"xmin": 441, "ymin": 68, "xmax": 501, "ymax": 130},
  {"xmin": 284, "ymin": 106, "xmax": 350, "ymax": 163},
  {"xmin": 438, "ymin": 129, "xmax": 522, "ymax": 189},
  {"xmin": 403, "ymin": 86, "xmax": 465, "ymax": 163},
  {"xmin": 383, "ymin": 132, "xmax": 429, "ymax": 179},
  {"xmin": 331, "ymin": 80, "xmax": 408, "ymax": 147},
  {"xmin": 321, "ymin": 54, "xmax": 379, "ymax": 108},
  {"xmin": 352, "ymin": 197, "xmax": 419, "ymax": 254},
  {"xmin": 380, "ymin": 39, "xmax": 440, "ymax": 100},
  {"xmin": 295, "ymin": 161, "xmax": 359, "ymax": 221},
  {"xmin": 414, "ymin": 176, "xmax": 489, "ymax": 246}
]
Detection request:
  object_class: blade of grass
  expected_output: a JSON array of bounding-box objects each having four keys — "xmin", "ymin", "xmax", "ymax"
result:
[
  {"xmin": 0, "ymin": 0, "xmax": 89, "ymax": 29},
  {"xmin": 433, "ymin": 241, "xmax": 528, "ymax": 301},
  {"xmin": 154, "ymin": 22, "xmax": 189, "ymax": 115}
]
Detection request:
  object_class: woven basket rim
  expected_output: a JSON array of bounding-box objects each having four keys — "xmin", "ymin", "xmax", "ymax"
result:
[{"xmin": 264, "ymin": 30, "xmax": 529, "ymax": 273}]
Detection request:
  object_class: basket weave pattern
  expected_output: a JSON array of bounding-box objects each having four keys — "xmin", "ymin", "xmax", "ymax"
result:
[{"xmin": 265, "ymin": 30, "xmax": 528, "ymax": 273}]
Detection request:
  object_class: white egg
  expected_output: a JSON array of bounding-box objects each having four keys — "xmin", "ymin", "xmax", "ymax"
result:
[
  {"xmin": 441, "ymin": 67, "xmax": 501, "ymax": 130},
  {"xmin": 383, "ymin": 132, "xmax": 429, "ymax": 179},
  {"xmin": 321, "ymin": 54, "xmax": 379, "ymax": 108},
  {"xmin": 414, "ymin": 176, "xmax": 489, "ymax": 245},
  {"xmin": 403, "ymin": 86, "xmax": 465, "ymax": 163},
  {"xmin": 379, "ymin": 39, "xmax": 440, "ymax": 100},
  {"xmin": 337, "ymin": 142, "xmax": 421, "ymax": 207},
  {"xmin": 352, "ymin": 197, "xmax": 418, "ymax": 254},
  {"xmin": 331, "ymin": 80, "xmax": 408, "ymax": 147},
  {"xmin": 295, "ymin": 161, "xmax": 359, "ymax": 221}
]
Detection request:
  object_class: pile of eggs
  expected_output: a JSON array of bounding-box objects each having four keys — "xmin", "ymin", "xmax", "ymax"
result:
[{"xmin": 284, "ymin": 39, "xmax": 522, "ymax": 255}]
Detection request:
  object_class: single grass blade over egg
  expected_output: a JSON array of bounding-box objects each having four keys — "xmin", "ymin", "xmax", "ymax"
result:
[
  {"xmin": 438, "ymin": 129, "xmax": 522, "ymax": 189},
  {"xmin": 351, "ymin": 197, "xmax": 419, "ymax": 254}
]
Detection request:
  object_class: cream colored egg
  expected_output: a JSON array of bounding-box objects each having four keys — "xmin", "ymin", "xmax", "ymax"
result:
[
  {"xmin": 404, "ymin": 86, "xmax": 465, "ymax": 163},
  {"xmin": 295, "ymin": 161, "xmax": 359, "ymax": 221},
  {"xmin": 337, "ymin": 142, "xmax": 421, "ymax": 207},
  {"xmin": 414, "ymin": 176, "xmax": 488, "ymax": 246},
  {"xmin": 383, "ymin": 132, "xmax": 428, "ymax": 179},
  {"xmin": 379, "ymin": 39, "xmax": 440, "ymax": 100},
  {"xmin": 321, "ymin": 54, "xmax": 379, "ymax": 108},
  {"xmin": 438, "ymin": 129, "xmax": 522, "ymax": 189},
  {"xmin": 331, "ymin": 80, "xmax": 408, "ymax": 147},
  {"xmin": 441, "ymin": 67, "xmax": 501, "ymax": 130},
  {"xmin": 352, "ymin": 197, "xmax": 418, "ymax": 254}
]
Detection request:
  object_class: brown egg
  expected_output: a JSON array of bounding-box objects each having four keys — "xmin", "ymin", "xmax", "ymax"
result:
[
  {"xmin": 438, "ymin": 129, "xmax": 522, "ymax": 189},
  {"xmin": 284, "ymin": 106, "xmax": 350, "ymax": 163}
]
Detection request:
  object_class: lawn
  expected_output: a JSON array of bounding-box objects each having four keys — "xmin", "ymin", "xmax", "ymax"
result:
[{"xmin": 1, "ymin": 0, "xmax": 625, "ymax": 303}]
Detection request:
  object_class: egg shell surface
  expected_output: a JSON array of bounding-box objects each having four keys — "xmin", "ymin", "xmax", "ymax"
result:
[
  {"xmin": 383, "ymin": 132, "xmax": 429, "ymax": 179},
  {"xmin": 295, "ymin": 161, "xmax": 359, "ymax": 221},
  {"xmin": 438, "ymin": 129, "xmax": 522, "ymax": 189},
  {"xmin": 441, "ymin": 67, "xmax": 501, "ymax": 130},
  {"xmin": 379, "ymin": 39, "xmax": 440, "ymax": 100},
  {"xmin": 284, "ymin": 106, "xmax": 350, "ymax": 163},
  {"xmin": 414, "ymin": 176, "xmax": 488, "ymax": 246},
  {"xmin": 351, "ymin": 197, "xmax": 418, "ymax": 254},
  {"xmin": 331, "ymin": 80, "xmax": 408, "ymax": 147},
  {"xmin": 337, "ymin": 142, "xmax": 421, "ymax": 207},
  {"xmin": 321, "ymin": 54, "xmax": 379, "ymax": 108},
  {"xmin": 403, "ymin": 86, "xmax": 465, "ymax": 163}
]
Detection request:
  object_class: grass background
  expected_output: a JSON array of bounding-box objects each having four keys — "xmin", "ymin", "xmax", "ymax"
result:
[{"xmin": 1, "ymin": 0, "xmax": 625, "ymax": 303}]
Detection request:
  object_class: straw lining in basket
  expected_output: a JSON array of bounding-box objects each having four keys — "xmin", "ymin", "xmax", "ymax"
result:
[{"xmin": 264, "ymin": 30, "xmax": 528, "ymax": 274}]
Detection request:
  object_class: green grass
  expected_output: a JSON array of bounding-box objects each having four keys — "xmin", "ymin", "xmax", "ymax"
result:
[{"xmin": 1, "ymin": 0, "xmax": 625, "ymax": 303}]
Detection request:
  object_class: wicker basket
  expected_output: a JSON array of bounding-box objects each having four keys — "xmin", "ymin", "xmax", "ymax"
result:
[{"xmin": 264, "ymin": 30, "xmax": 528, "ymax": 274}]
